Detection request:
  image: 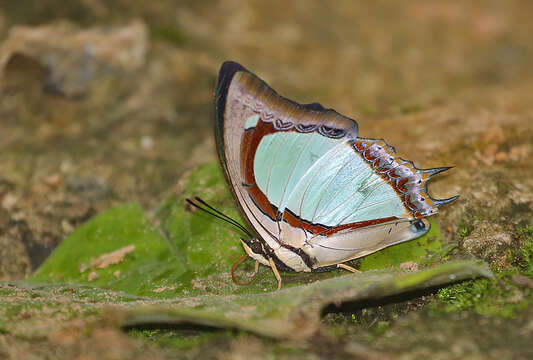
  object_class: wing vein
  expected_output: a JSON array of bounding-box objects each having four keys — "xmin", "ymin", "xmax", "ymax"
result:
[
  {"xmin": 277, "ymin": 130, "xmax": 318, "ymax": 214},
  {"xmin": 310, "ymin": 155, "xmax": 369, "ymax": 222},
  {"xmin": 287, "ymin": 140, "xmax": 351, "ymax": 219},
  {"xmin": 265, "ymin": 131, "xmax": 290, "ymax": 200}
]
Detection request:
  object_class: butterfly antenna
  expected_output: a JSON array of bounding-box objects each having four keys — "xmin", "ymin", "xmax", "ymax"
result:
[
  {"xmin": 186, "ymin": 197, "xmax": 253, "ymax": 238},
  {"xmin": 193, "ymin": 197, "xmax": 251, "ymax": 234}
]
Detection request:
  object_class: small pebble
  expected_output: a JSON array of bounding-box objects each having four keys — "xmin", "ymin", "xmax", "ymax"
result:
[
  {"xmin": 61, "ymin": 219, "xmax": 74, "ymax": 233},
  {"xmin": 88, "ymin": 271, "xmax": 99, "ymax": 281},
  {"xmin": 400, "ymin": 261, "xmax": 418, "ymax": 272},
  {"xmin": 140, "ymin": 135, "xmax": 154, "ymax": 150},
  {"xmin": 44, "ymin": 173, "xmax": 61, "ymax": 187},
  {"xmin": 1, "ymin": 193, "xmax": 18, "ymax": 210}
]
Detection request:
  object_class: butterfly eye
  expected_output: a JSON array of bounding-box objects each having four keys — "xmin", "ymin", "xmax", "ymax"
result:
[
  {"xmin": 251, "ymin": 242, "xmax": 262, "ymax": 254},
  {"xmin": 413, "ymin": 220, "xmax": 426, "ymax": 231}
]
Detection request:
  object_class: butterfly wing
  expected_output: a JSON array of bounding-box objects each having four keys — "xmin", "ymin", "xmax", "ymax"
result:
[
  {"xmin": 303, "ymin": 219, "xmax": 431, "ymax": 267},
  {"xmin": 215, "ymin": 61, "xmax": 456, "ymax": 271},
  {"xmin": 215, "ymin": 62, "xmax": 358, "ymax": 246},
  {"xmin": 215, "ymin": 62, "xmax": 280, "ymax": 244}
]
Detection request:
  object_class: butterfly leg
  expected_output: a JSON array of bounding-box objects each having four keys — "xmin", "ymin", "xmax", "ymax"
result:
[
  {"xmin": 232, "ymin": 254, "xmax": 260, "ymax": 285},
  {"xmin": 337, "ymin": 263, "xmax": 360, "ymax": 273},
  {"xmin": 268, "ymin": 257, "xmax": 282, "ymax": 291},
  {"xmin": 249, "ymin": 260, "xmax": 259, "ymax": 278}
]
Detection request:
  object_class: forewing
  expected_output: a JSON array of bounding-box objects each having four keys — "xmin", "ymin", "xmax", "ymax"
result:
[{"xmin": 215, "ymin": 61, "xmax": 358, "ymax": 243}]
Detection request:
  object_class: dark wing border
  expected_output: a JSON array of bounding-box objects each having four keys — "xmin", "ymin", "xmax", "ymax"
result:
[{"xmin": 215, "ymin": 61, "xmax": 249, "ymax": 176}]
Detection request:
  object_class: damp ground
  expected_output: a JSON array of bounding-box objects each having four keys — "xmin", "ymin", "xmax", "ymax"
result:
[{"xmin": 0, "ymin": 1, "xmax": 532, "ymax": 359}]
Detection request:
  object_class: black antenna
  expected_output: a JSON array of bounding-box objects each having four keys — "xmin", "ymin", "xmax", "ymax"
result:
[{"xmin": 186, "ymin": 197, "xmax": 253, "ymax": 238}]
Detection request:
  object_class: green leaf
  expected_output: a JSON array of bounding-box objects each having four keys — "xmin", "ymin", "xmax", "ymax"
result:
[{"xmin": 30, "ymin": 202, "xmax": 186, "ymax": 297}]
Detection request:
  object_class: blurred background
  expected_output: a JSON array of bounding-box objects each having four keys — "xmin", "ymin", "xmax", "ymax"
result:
[
  {"xmin": 0, "ymin": 0, "xmax": 532, "ymax": 295},
  {"xmin": 1, "ymin": 1, "xmax": 533, "ymax": 358}
]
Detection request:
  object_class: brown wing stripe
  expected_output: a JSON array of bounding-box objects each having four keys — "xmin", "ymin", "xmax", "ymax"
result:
[{"xmin": 283, "ymin": 208, "xmax": 398, "ymax": 236}]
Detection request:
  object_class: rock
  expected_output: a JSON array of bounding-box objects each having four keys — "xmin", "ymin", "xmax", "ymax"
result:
[
  {"xmin": 87, "ymin": 271, "xmax": 99, "ymax": 281},
  {"xmin": 511, "ymin": 274, "xmax": 533, "ymax": 290},
  {"xmin": 0, "ymin": 20, "xmax": 148, "ymax": 97},
  {"xmin": 66, "ymin": 177, "xmax": 110, "ymax": 200},
  {"xmin": 1, "ymin": 193, "xmax": 17, "ymax": 210},
  {"xmin": 0, "ymin": 209, "xmax": 31, "ymax": 280},
  {"xmin": 140, "ymin": 135, "xmax": 154, "ymax": 150},
  {"xmin": 400, "ymin": 261, "xmax": 419, "ymax": 272},
  {"xmin": 461, "ymin": 221, "xmax": 513, "ymax": 268},
  {"xmin": 61, "ymin": 219, "xmax": 74, "ymax": 234},
  {"xmin": 44, "ymin": 174, "xmax": 62, "ymax": 188}
]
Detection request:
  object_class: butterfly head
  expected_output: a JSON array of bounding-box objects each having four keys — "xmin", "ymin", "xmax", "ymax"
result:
[{"xmin": 240, "ymin": 237, "xmax": 270, "ymax": 266}]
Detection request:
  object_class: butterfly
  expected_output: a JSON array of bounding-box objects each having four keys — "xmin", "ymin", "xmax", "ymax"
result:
[{"xmin": 188, "ymin": 61, "xmax": 457, "ymax": 290}]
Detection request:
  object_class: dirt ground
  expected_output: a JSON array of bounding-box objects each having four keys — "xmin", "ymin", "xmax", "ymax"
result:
[{"xmin": 0, "ymin": 1, "xmax": 532, "ymax": 359}]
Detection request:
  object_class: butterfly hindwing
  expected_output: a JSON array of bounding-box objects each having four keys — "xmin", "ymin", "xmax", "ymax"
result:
[{"xmin": 306, "ymin": 218, "xmax": 431, "ymax": 267}]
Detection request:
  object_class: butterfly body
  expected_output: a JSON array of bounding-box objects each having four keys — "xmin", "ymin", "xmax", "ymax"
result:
[{"xmin": 214, "ymin": 61, "xmax": 456, "ymax": 278}]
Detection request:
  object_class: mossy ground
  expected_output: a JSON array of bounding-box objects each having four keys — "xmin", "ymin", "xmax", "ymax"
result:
[
  {"xmin": 433, "ymin": 224, "xmax": 533, "ymax": 317},
  {"xmin": 1, "ymin": 1, "xmax": 533, "ymax": 359}
]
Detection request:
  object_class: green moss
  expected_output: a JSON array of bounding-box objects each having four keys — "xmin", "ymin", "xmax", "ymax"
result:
[
  {"xmin": 358, "ymin": 219, "xmax": 444, "ymax": 271},
  {"xmin": 517, "ymin": 225, "xmax": 533, "ymax": 236},
  {"xmin": 434, "ymin": 274, "xmax": 531, "ymax": 317},
  {"xmin": 516, "ymin": 225, "xmax": 533, "ymax": 276},
  {"xmin": 129, "ymin": 328, "xmax": 233, "ymax": 350},
  {"xmin": 458, "ymin": 221, "xmax": 472, "ymax": 238},
  {"xmin": 0, "ymin": 282, "xmax": 148, "ymax": 336},
  {"xmin": 0, "ymin": 287, "xmax": 14, "ymax": 296},
  {"xmin": 3, "ymin": 300, "xmax": 44, "ymax": 318},
  {"xmin": 433, "ymin": 224, "xmax": 533, "ymax": 317},
  {"xmin": 437, "ymin": 278, "xmax": 492, "ymax": 313},
  {"xmin": 370, "ymin": 320, "xmax": 390, "ymax": 339},
  {"xmin": 29, "ymin": 202, "xmax": 188, "ymax": 298},
  {"xmin": 4, "ymin": 304, "xmax": 23, "ymax": 318},
  {"xmin": 151, "ymin": 24, "xmax": 189, "ymax": 46},
  {"xmin": 400, "ymin": 104, "xmax": 424, "ymax": 114}
]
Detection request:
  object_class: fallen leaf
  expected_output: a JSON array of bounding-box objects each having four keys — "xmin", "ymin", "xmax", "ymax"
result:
[
  {"xmin": 78, "ymin": 244, "xmax": 136, "ymax": 273},
  {"xmin": 91, "ymin": 244, "xmax": 136, "ymax": 269},
  {"xmin": 88, "ymin": 272, "xmax": 99, "ymax": 282}
]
